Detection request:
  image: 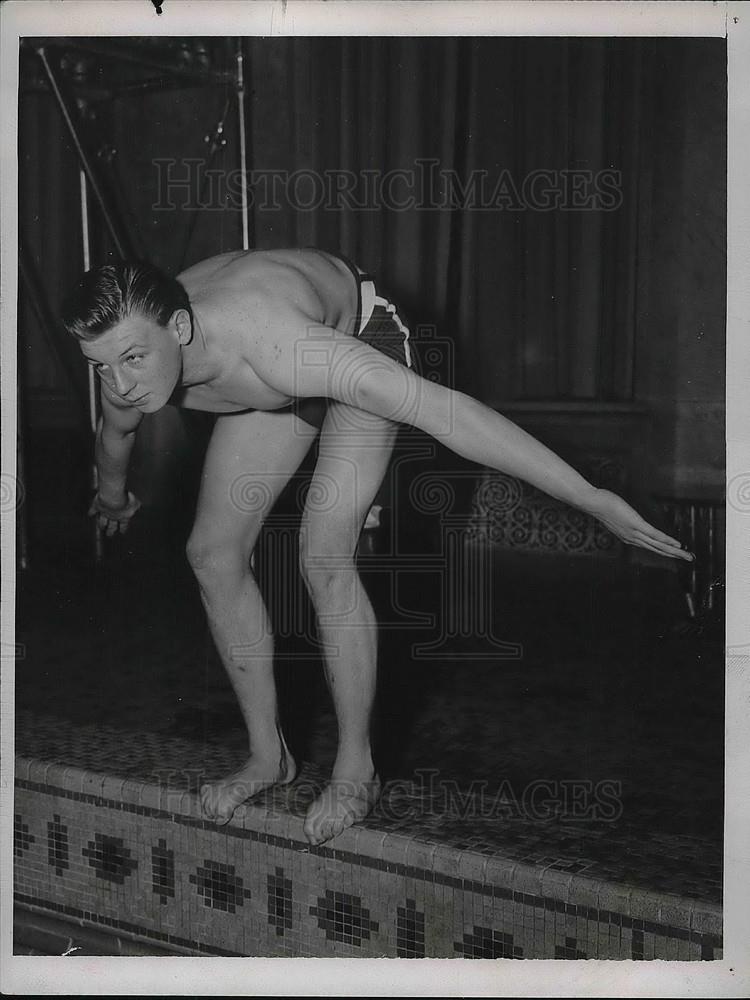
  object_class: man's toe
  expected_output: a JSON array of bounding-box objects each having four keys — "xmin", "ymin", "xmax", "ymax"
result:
[{"xmin": 199, "ymin": 788, "xmax": 212, "ymax": 818}]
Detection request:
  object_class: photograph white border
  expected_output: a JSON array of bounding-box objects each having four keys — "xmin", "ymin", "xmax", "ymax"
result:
[{"xmin": 1, "ymin": 1, "xmax": 747, "ymax": 995}]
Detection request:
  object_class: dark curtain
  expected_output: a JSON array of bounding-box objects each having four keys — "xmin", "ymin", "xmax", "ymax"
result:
[
  {"xmin": 17, "ymin": 36, "xmax": 726, "ymax": 508},
  {"xmin": 243, "ymin": 36, "xmax": 642, "ymax": 402},
  {"xmin": 20, "ymin": 37, "xmax": 650, "ymax": 409}
]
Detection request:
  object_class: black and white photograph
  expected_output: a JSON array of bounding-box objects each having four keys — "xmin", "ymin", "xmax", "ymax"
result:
[{"xmin": 2, "ymin": 0, "xmax": 748, "ymax": 994}]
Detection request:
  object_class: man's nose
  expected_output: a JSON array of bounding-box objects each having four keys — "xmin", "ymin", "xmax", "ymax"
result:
[{"xmin": 113, "ymin": 368, "xmax": 137, "ymax": 396}]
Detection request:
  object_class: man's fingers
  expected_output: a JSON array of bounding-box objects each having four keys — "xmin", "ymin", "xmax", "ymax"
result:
[
  {"xmin": 633, "ymin": 530, "xmax": 693, "ymax": 561},
  {"xmin": 630, "ymin": 513, "xmax": 682, "ymax": 549},
  {"xmin": 92, "ymin": 508, "xmax": 134, "ymax": 536},
  {"xmin": 632, "ymin": 533, "xmax": 673, "ymax": 558},
  {"xmin": 648, "ymin": 526, "xmax": 685, "ymax": 549}
]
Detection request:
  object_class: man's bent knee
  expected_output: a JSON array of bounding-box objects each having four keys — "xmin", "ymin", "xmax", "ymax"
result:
[
  {"xmin": 298, "ymin": 547, "xmax": 358, "ymax": 601},
  {"xmin": 186, "ymin": 535, "xmax": 253, "ymax": 583}
]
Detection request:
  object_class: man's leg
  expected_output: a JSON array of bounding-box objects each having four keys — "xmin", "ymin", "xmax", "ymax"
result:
[
  {"xmin": 298, "ymin": 401, "xmax": 399, "ymax": 845},
  {"xmin": 186, "ymin": 408, "xmax": 319, "ymax": 824}
]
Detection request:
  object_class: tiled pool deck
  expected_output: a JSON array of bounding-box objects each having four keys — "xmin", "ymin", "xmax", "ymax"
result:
[
  {"xmin": 13, "ymin": 513, "xmax": 724, "ymax": 957},
  {"xmin": 14, "ymin": 723, "xmax": 722, "ymax": 959}
]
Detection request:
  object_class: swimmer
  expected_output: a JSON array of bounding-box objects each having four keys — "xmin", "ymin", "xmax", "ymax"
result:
[{"xmin": 62, "ymin": 249, "xmax": 693, "ymax": 846}]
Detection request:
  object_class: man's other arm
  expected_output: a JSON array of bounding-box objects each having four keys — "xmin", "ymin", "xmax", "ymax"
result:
[{"xmin": 95, "ymin": 381, "xmax": 144, "ymax": 505}]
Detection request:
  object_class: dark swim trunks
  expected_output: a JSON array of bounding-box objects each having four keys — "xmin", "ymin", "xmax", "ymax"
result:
[{"xmin": 276, "ymin": 252, "xmax": 417, "ymax": 430}]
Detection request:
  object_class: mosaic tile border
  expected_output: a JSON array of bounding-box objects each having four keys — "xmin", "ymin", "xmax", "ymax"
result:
[
  {"xmin": 13, "ymin": 709, "xmax": 724, "ymax": 907},
  {"xmin": 14, "ymin": 757, "xmax": 722, "ymax": 960}
]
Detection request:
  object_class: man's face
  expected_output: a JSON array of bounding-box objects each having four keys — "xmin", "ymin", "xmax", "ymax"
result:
[{"xmin": 80, "ymin": 312, "xmax": 184, "ymax": 412}]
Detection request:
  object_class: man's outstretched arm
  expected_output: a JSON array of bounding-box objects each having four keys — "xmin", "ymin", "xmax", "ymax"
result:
[
  {"xmin": 249, "ymin": 311, "xmax": 691, "ymax": 562},
  {"xmin": 390, "ymin": 383, "xmax": 692, "ymax": 561}
]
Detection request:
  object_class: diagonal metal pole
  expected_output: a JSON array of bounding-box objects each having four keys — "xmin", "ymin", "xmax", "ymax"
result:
[
  {"xmin": 236, "ymin": 38, "xmax": 251, "ymax": 252},
  {"xmin": 236, "ymin": 37, "xmax": 258, "ymax": 578},
  {"xmin": 79, "ymin": 169, "xmax": 104, "ymax": 561},
  {"xmin": 35, "ymin": 45, "xmax": 132, "ymax": 259},
  {"xmin": 35, "ymin": 44, "xmax": 137, "ymax": 561}
]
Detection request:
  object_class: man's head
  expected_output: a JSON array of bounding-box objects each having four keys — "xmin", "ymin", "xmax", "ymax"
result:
[{"xmin": 62, "ymin": 261, "xmax": 193, "ymax": 411}]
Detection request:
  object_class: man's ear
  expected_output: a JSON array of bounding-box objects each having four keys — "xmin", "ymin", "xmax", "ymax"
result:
[{"xmin": 172, "ymin": 308, "xmax": 193, "ymax": 346}]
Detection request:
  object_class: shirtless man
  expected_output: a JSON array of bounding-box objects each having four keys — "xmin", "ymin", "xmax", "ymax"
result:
[{"xmin": 62, "ymin": 248, "xmax": 693, "ymax": 846}]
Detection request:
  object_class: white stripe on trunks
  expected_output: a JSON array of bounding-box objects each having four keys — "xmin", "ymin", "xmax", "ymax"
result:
[
  {"xmin": 372, "ymin": 293, "xmax": 413, "ymax": 369},
  {"xmin": 359, "ymin": 279, "xmax": 376, "ymax": 333}
]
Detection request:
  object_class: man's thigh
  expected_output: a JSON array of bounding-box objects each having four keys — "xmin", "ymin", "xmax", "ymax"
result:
[
  {"xmin": 190, "ymin": 408, "xmax": 320, "ymax": 549},
  {"xmin": 300, "ymin": 402, "xmax": 399, "ymax": 554}
]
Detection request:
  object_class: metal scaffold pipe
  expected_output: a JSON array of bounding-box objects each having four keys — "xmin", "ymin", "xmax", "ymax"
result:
[
  {"xmin": 36, "ymin": 46, "xmax": 130, "ymax": 259},
  {"xmin": 79, "ymin": 169, "xmax": 103, "ymax": 561},
  {"xmin": 236, "ymin": 39, "xmax": 250, "ymax": 251}
]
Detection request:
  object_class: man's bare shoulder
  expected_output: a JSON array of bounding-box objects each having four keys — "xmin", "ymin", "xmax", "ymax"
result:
[
  {"xmin": 176, "ymin": 250, "xmax": 249, "ymax": 289},
  {"xmin": 178, "ymin": 249, "xmax": 349, "ymax": 308},
  {"xmin": 177, "ymin": 250, "xmax": 357, "ymax": 372},
  {"xmin": 178, "ymin": 248, "xmax": 312, "ymax": 289}
]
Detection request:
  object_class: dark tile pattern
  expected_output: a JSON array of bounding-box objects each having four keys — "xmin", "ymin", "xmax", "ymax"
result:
[
  {"xmin": 189, "ymin": 860, "xmax": 251, "ymax": 913},
  {"xmin": 14, "ymin": 708, "xmax": 723, "ymax": 906},
  {"xmin": 267, "ymin": 866, "xmax": 293, "ymax": 937},
  {"xmin": 151, "ymin": 838, "xmax": 175, "ymax": 905},
  {"xmin": 396, "ymin": 898, "xmax": 425, "ymax": 958},
  {"xmin": 46, "ymin": 814, "xmax": 68, "ymax": 876},
  {"xmin": 310, "ymin": 890, "xmax": 379, "ymax": 946},
  {"xmin": 82, "ymin": 833, "xmax": 138, "ymax": 884},
  {"xmin": 15, "ymin": 777, "xmax": 724, "ymax": 959},
  {"xmin": 14, "ymin": 772, "xmax": 724, "ymax": 958},
  {"xmin": 14, "ymin": 815, "xmax": 34, "ymax": 857},
  {"xmin": 455, "ymin": 925, "xmax": 523, "ymax": 959},
  {"xmin": 555, "ymin": 935, "xmax": 587, "ymax": 959}
]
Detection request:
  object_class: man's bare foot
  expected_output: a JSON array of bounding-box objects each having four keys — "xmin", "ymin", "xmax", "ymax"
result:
[
  {"xmin": 303, "ymin": 768, "xmax": 381, "ymax": 846},
  {"xmin": 200, "ymin": 750, "xmax": 297, "ymax": 825}
]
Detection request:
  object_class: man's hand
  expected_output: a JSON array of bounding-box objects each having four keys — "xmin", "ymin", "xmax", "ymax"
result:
[
  {"xmin": 588, "ymin": 488, "xmax": 694, "ymax": 561},
  {"xmin": 88, "ymin": 490, "xmax": 141, "ymax": 536}
]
